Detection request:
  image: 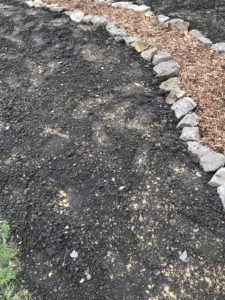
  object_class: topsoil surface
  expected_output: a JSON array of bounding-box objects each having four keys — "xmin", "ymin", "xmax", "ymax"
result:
[
  {"xmin": 0, "ymin": 0, "xmax": 225, "ymax": 299},
  {"xmin": 124, "ymin": 0, "xmax": 225, "ymax": 43}
]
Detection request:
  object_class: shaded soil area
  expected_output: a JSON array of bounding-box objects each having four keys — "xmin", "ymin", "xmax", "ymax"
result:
[
  {"xmin": 0, "ymin": 0, "xmax": 225, "ymax": 299},
  {"xmin": 122, "ymin": 0, "xmax": 225, "ymax": 43}
]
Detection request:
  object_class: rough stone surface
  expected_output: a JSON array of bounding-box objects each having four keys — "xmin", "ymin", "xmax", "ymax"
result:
[
  {"xmin": 124, "ymin": 36, "xmax": 139, "ymax": 45},
  {"xmin": 140, "ymin": 47, "xmax": 157, "ymax": 61},
  {"xmin": 144, "ymin": 11, "xmax": 154, "ymax": 17},
  {"xmin": 177, "ymin": 113, "xmax": 199, "ymax": 128},
  {"xmin": 157, "ymin": 14, "xmax": 170, "ymax": 22},
  {"xmin": 90, "ymin": 16, "xmax": 108, "ymax": 25},
  {"xmin": 131, "ymin": 4, "xmax": 151, "ymax": 12},
  {"xmin": 167, "ymin": 18, "xmax": 190, "ymax": 31},
  {"xmin": 130, "ymin": 40, "xmax": 150, "ymax": 52},
  {"xmin": 187, "ymin": 142, "xmax": 210, "ymax": 160},
  {"xmin": 82, "ymin": 15, "xmax": 93, "ymax": 24},
  {"xmin": 153, "ymin": 61, "xmax": 180, "ymax": 78},
  {"xmin": 189, "ymin": 30, "xmax": 212, "ymax": 46},
  {"xmin": 208, "ymin": 168, "xmax": 225, "ymax": 187},
  {"xmin": 217, "ymin": 184, "xmax": 225, "ymax": 210},
  {"xmin": 200, "ymin": 152, "xmax": 225, "ymax": 172},
  {"xmin": 180, "ymin": 127, "xmax": 200, "ymax": 142},
  {"xmin": 65, "ymin": 10, "xmax": 84, "ymax": 23},
  {"xmin": 212, "ymin": 42, "xmax": 225, "ymax": 53},
  {"xmin": 159, "ymin": 77, "xmax": 180, "ymax": 92},
  {"xmin": 152, "ymin": 51, "xmax": 172, "ymax": 65},
  {"xmin": 171, "ymin": 97, "xmax": 197, "ymax": 119},
  {"xmin": 111, "ymin": 1, "xmax": 134, "ymax": 9},
  {"xmin": 106, "ymin": 22, "xmax": 127, "ymax": 37},
  {"xmin": 26, "ymin": 0, "xmax": 44, "ymax": 7}
]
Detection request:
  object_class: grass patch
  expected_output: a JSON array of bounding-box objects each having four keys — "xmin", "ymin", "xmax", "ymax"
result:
[{"xmin": 0, "ymin": 220, "xmax": 32, "ymax": 300}]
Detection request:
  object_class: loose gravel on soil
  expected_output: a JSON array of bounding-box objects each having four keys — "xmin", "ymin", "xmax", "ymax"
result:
[{"xmin": 0, "ymin": 0, "xmax": 225, "ymax": 299}]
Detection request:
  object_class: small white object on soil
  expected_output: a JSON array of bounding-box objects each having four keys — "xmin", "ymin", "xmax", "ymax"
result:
[
  {"xmin": 208, "ymin": 168, "xmax": 225, "ymax": 187},
  {"xmin": 179, "ymin": 250, "xmax": 188, "ymax": 262},
  {"xmin": 70, "ymin": 250, "xmax": 79, "ymax": 259},
  {"xmin": 119, "ymin": 186, "xmax": 126, "ymax": 191},
  {"xmin": 79, "ymin": 278, "xmax": 85, "ymax": 283}
]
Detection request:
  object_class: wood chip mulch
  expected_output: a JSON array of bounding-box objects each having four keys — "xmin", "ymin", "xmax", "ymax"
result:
[{"xmin": 44, "ymin": 0, "xmax": 225, "ymax": 155}]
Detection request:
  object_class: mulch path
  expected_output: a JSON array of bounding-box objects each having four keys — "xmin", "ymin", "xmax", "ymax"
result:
[{"xmin": 44, "ymin": 0, "xmax": 225, "ymax": 155}]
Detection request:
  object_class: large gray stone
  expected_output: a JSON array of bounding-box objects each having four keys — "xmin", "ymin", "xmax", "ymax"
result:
[
  {"xmin": 200, "ymin": 151, "xmax": 225, "ymax": 172},
  {"xmin": 177, "ymin": 113, "xmax": 199, "ymax": 128},
  {"xmin": 26, "ymin": 0, "xmax": 44, "ymax": 7},
  {"xmin": 159, "ymin": 77, "xmax": 180, "ymax": 92},
  {"xmin": 180, "ymin": 127, "xmax": 200, "ymax": 141},
  {"xmin": 131, "ymin": 4, "xmax": 151, "ymax": 12},
  {"xmin": 189, "ymin": 30, "xmax": 212, "ymax": 46},
  {"xmin": 65, "ymin": 10, "xmax": 84, "ymax": 23},
  {"xmin": 82, "ymin": 15, "xmax": 93, "ymax": 24},
  {"xmin": 111, "ymin": 2, "xmax": 134, "ymax": 9},
  {"xmin": 141, "ymin": 47, "xmax": 158, "ymax": 61},
  {"xmin": 171, "ymin": 97, "xmax": 197, "ymax": 119},
  {"xmin": 124, "ymin": 36, "xmax": 139, "ymax": 45},
  {"xmin": 152, "ymin": 51, "xmax": 172, "ymax": 65},
  {"xmin": 90, "ymin": 16, "xmax": 108, "ymax": 25},
  {"xmin": 167, "ymin": 18, "xmax": 189, "ymax": 31},
  {"xmin": 153, "ymin": 61, "xmax": 180, "ymax": 78},
  {"xmin": 208, "ymin": 168, "xmax": 225, "ymax": 187},
  {"xmin": 187, "ymin": 142, "xmax": 210, "ymax": 159},
  {"xmin": 157, "ymin": 14, "xmax": 170, "ymax": 23},
  {"xmin": 106, "ymin": 23, "xmax": 127, "ymax": 37},
  {"xmin": 217, "ymin": 184, "xmax": 225, "ymax": 210},
  {"xmin": 212, "ymin": 42, "xmax": 225, "ymax": 53}
]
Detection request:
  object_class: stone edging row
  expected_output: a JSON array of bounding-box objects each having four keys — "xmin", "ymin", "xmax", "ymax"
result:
[{"xmin": 25, "ymin": 0, "xmax": 225, "ymax": 210}]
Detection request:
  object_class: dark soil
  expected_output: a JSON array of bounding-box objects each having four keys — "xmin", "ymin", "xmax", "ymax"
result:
[
  {"xmin": 125, "ymin": 0, "xmax": 225, "ymax": 43},
  {"xmin": 0, "ymin": 0, "xmax": 225, "ymax": 299}
]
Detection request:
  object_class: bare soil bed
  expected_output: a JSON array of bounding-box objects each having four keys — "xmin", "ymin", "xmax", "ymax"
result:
[{"xmin": 0, "ymin": 0, "xmax": 225, "ymax": 299}]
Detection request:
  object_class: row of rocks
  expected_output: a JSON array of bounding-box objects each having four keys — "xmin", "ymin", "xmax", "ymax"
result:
[
  {"xmin": 107, "ymin": 1, "xmax": 225, "ymax": 53},
  {"xmin": 25, "ymin": 0, "xmax": 225, "ymax": 209}
]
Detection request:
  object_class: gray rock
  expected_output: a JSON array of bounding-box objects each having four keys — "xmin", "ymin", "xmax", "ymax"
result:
[
  {"xmin": 65, "ymin": 10, "xmax": 84, "ymax": 23},
  {"xmin": 111, "ymin": 2, "xmax": 135, "ymax": 9},
  {"xmin": 212, "ymin": 42, "xmax": 225, "ymax": 53},
  {"xmin": 189, "ymin": 30, "xmax": 212, "ymax": 46},
  {"xmin": 91, "ymin": 16, "xmax": 108, "ymax": 25},
  {"xmin": 217, "ymin": 184, "xmax": 225, "ymax": 210},
  {"xmin": 141, "ymin": 47, "xmax": 158, "ymax": 61},
  {"xmin": 180, "ymin": 127, "xmax": 200, "ymax": 141},
  {"xmin": 153, "ymin": 61, "xmax": 180, "ymax": 78},
  {"xmin": 159, "ymin": 77, "xmax": 180, "ymax": 92},
  {"xmin": 177, "ymin": 113, "xmax": 199, "ymax": 128},
  {"xmin": 187, "ymin": 141, "xmax": 210, "ymax": 160},
  {"xmin": 26, "ymin": 0, "xmax": 44, "ymax": 7},
  {"xmin": 144, "ymin": 11, "xmax": 155, "ymax": 17},
  {"xmin": 82, "ymin": 15, "xmax": 93, "ymax": 24},
  {"xmin": 106, "ymin": 23, "xmax": 127, "ymax": 37},
  {"xmin": 208, "ymin": 168, "xmax": 225, "ymax": 187},
  {"xmin": 167, "ymin": 18, "xmax": 190, "ymax": 31},
  {"xmin": 200, "ymin": 151, "xmax": 225, "ymax": 172},
  {"xmin": 131, "ymin": 4, "xmax": 151, "ymax": 12},
  {"xmin": 157, "ymin": 14, "xmax": 170, "ymax": 23},
  {"xmin": 171, "ymin": 97, "xmax": 197, "ymax": 119},
  {"xmin": 152, "ymin": 51, "xmax": 172, "ymax": 65},
  {"xmin": 124, "ymin": 36, "xmax": 139, "ymax": 45},
  {"xmin": 48, "ymin": 5, "xmax": 64, "ymax": 12}
]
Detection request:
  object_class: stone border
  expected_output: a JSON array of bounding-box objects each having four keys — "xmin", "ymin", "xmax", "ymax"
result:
[{"xmin": 25, "ymin": 0, "xmax": 225, "ymax": 210}]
